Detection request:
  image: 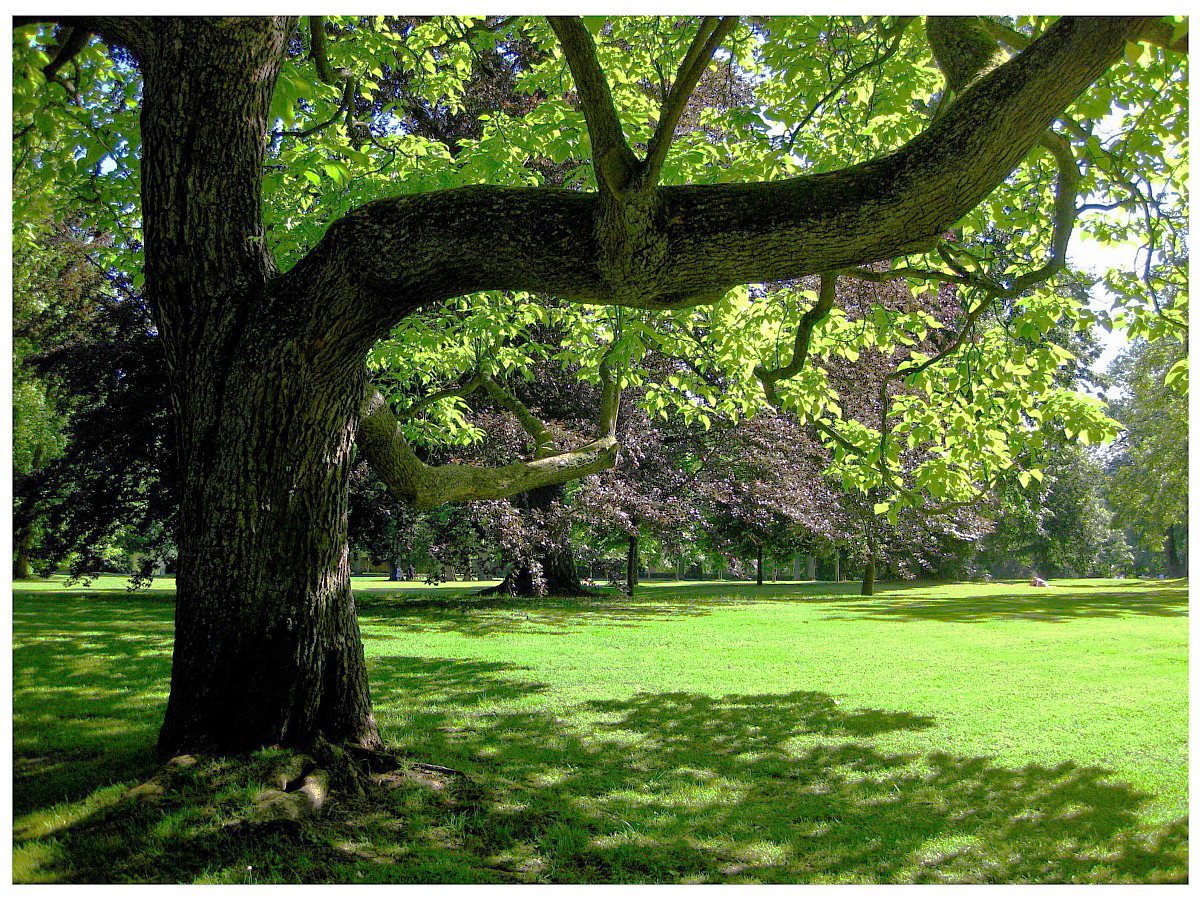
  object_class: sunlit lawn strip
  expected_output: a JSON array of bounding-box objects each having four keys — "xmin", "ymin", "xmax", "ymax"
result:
[{"xmin": 12, "ymin": 578, "xmax": 1187, "ymax": 883}]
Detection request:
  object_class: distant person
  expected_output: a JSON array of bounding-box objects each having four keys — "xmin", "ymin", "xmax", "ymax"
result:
[{"xmin": 1029, "ymin": 575, "xmax": 1047, "ymax": 587}]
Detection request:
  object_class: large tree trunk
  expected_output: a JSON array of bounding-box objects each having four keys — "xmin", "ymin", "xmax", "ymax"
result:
[
  {"xmin": 158, "ymin": 353, "xmax": 380, "ymax": 754},
  {"xmin": 13, "ymin": 531, "xmax": 34, "ymax": 580},
  {"xmin": 485, "ymin": 546, "xmax": 587, "ymax": 598},
  {"xmin": 136, "ymin": 19, "xmax": 383, "ymax": 756},
  {"xmin": 756, "ymin": 545, "xmax": 764, "ymax": 586}
]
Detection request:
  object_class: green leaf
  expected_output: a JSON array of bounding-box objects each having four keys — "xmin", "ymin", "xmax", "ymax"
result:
[{"xmin": 1164, "ymin": 358, "xmax": 1188, "ymax": 391}]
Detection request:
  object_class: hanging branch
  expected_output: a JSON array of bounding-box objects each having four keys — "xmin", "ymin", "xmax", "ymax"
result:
[
  {"xmin": 755, "ymin": 126, "xmax": 1082, "ymax": 516},
  {"xmin": 274, "ymin": 77, "xmax": 357, "ymax": 139},
  {"xmin": 271, "ymin": 16, "xmax": 362, "ymax": 144},
  {"xmin": 42, "ymin": 24, "xmax": 89, "ymax": 102},
  {"xmin": 753, "ymin": 272, "xmax": 839, "ymax": 406}
]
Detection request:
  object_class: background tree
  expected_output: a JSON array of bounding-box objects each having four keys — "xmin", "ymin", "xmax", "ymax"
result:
[
  {"xmin": 975, "ymin": 441, "xmax": 1127, "ymax": 578},
  {"xmin": 11, "ymin": 207, "xmax": 173, "ymax": 580},
  {"xmin": 1106, "ymin": 336, "xmax": 1189, "ymax": 577}
]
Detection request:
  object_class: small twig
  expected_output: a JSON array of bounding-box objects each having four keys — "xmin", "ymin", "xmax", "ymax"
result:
[{"xmin": 390, "ymin": 375, "xmax": 486, "ymax": 420}]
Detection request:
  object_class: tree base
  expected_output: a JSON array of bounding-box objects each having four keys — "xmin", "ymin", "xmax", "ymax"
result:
[
  {"xmin": 122, "ymin": 737, "xmax": 483, "ymax": 831},
  {"xmin": 478, "ymin": 567, "xmax": 599, "ymax": 599}
]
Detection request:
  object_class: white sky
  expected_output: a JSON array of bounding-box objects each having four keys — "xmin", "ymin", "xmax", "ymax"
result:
[{"xmin": 1068, "ymin": 234, "xmax": 1140, "ymax": 375}]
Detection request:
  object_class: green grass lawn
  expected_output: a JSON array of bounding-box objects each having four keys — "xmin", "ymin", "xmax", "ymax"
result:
[{"xmin": 11, "ymin": 576, "xmax": 1188, "ymax": 883}]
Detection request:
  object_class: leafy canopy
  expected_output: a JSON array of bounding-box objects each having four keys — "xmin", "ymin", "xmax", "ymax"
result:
[{"xmin": 11, "ymin": 16, "xmax": 1188, "ymax": 518}]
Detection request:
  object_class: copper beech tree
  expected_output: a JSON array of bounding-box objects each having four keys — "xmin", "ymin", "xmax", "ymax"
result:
[{"xmin": 12, "ymin": 15, "xmax": 1178, "ymax": 756}]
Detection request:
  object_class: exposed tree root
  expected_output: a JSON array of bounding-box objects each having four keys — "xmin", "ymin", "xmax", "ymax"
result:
[{"xmin": 121, "ymin": 740, "xmax": 483, "ymax": 829}]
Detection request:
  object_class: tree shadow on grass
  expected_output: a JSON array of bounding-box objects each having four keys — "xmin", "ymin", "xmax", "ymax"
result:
[
  {"xmin": 378, "ymin": 672, "xmax": 1184, "ymax": 884},
  {"xmin": 356, "ymin": 595, "xmax": 746, "ymax": 638},
  {"xmin": 828, "ymin": 584, "xmax": 1189, "ymax": 624},
  {"xmin": 13, "ymin": 612, "xmax": 1187, "ymax": 883},
  {"xmin": 355, "ymin": 580, "xmax": 1191, "ymax": 639},
  {"xmin": 352, "ymin": 579, "xmax": 891, "ymax": 639},
  {"xmin": 12, "ymin": 597, "xmax": 174, "ymax": 819}
]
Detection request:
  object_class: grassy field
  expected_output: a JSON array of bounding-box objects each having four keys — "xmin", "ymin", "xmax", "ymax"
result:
[{"xmin": 11, "ymin": 576, "xmax": 1188, "ymax": 884}]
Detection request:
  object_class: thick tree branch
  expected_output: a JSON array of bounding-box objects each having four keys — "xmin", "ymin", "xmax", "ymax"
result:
[
  {"xmin": 43, "ymin": 25, "xmax": 89, "ymax": 89},
  {"xmin": 1137, "ymin": 19, "xmax": 1188, "ymax": 53},
  {"xmin": 596, "ymin": 347, "xmax": 622, "ymax": 440},
  {"xmin": 357, "ymin": 388, "xmax": 618, "ymax": 508},
  {"xmin": 480, "ymin": 379, "xmax": 556, "ymax": 459},
  {"xmin": 979, "ymin": 16, "xmax": 1185, "ymax": 56},
  {"xmin": 285, "ymin": 16, "xmax": 1151, "ymax": 322},
  {"xmin": 13, "ymin": 16, "xmax": 155, "ymax": 61},
  {"xmin": 308, "ymin": 16, "xmax": 348, "ymax": 85},
  {"xmin": 546, "ymin": 16, "xmax": 638, "ymax": 193},
  {"xmin": 925, "ymin": 16, "xmax": 1007, "ymax": 95}
]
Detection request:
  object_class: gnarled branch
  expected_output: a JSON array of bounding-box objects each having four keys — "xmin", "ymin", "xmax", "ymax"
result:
[
  {"xmin": 480, "ymin": 378, "xmax": 556, "ymax": 459},
  {"xmin": 754, "ymin": 272, "xmax": 839, "ymax": 406},
  {"xmin": 357, "ymin": 387, "xmax": 618, "ymax": 508}
]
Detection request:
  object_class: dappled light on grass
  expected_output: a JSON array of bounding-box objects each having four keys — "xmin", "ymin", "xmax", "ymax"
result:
[
  {"xmin": 366, "ymin": 661, "xmax": 1183, "ymax": 883},
  {"xmin": 12, "ymin": 580, "xmax": 1188, "ymax": 883},
  {"xmin": 12, "ymin": 597, "xmax": 174, "ymax": 820}
]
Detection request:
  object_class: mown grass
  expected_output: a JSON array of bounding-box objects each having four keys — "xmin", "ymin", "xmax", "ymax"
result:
[{"xmin": 11, "ymin": 576, "xmax": 1188, "ymax": 883}]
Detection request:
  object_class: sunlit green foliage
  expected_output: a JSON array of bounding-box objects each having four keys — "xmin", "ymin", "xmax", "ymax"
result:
[{"xmin": 10, "ymin": 16, "xmax": 1187, "ymax": 521}]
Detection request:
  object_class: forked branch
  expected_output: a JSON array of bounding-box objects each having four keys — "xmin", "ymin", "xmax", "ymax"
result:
[
  {"xmin": 642, "ymin": 16, "xmax": 737, "ymax": 186},
  {"xmin": 547, "ymin": 16, "xmax": 639, "ymax": 193}
]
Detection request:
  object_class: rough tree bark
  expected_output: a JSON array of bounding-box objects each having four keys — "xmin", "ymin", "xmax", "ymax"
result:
[
  {"xmin": 15, "ymin": 14, "xmax": 1156, "ymax": 756},
  {"xmin": 133, "ymin": 19, "xmax": 388, "ymax": 755}
]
